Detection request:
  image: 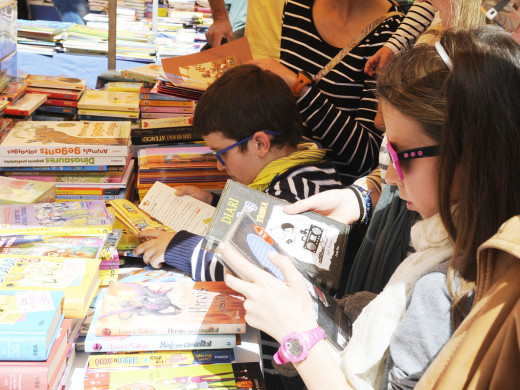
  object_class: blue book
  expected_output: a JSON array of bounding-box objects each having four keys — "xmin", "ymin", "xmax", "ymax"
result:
[{"xmin": 0, "ymin": 290, "xmax": 64, "ymax": 360}]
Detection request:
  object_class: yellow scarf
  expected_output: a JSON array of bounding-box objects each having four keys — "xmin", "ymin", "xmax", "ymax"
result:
[{"xmin": 248, "ymin": 143, "xmax": 327, "ymax": 191}]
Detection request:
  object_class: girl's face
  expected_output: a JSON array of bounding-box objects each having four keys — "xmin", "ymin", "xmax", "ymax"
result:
[{"xmin": 382, "ymin": 100, "xmax": 440, "ymax": 219}]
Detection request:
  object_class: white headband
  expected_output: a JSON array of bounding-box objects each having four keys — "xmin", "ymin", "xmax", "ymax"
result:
[{"xmin": 435, "ymin": 41, "xmax": 453, "ymax": 71}]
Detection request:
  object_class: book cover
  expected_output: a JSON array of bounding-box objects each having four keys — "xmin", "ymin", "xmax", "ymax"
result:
[
  {"xmin": 107, "ymin": 362, "xmax": 265, "ymax": 390},
  {"xmin": 88, "ymin": 349, "xmax": 235, "ymax": 369},
  {"xmin": 25, "ymin": 74, "xmax": 86, "ymax": 91},
  {"xmin": 78, "ymin": 90, "xmax": 140, "ymax": 112},
  {"xmin": 0, "ymin": 319, "xmax": 72, "ymax": 390},
  {"xmin": 0, "ymin": 255, "xmax": 101, "ymax": 319},
  {"xmin": 216, "ymin": 212, "xmax": 351, "ymax": 351},
  {"xmin": 0, "ymin": 234, "xmax": 107, "ymax": 258},
  {"xmin": 203, "ymin": 180, "xmax": 349, "ymax": 291},
  {"xmin": 4, "ymin": 93, "xmax": 47, "ymax": 116},
  {"xmin": 122, "ymin": 63, "xmax": 168, "ymax": 83},
  {"xmin": 0, "ymin": 200, "xmax": 112, "ymax": 236},
  {"xmin": 25, "ymin": 86, "xmax": 85, "ymax": 101},
  {"xmin": 0, "ymin": 290, "xmax": 64, "ymax": 361},
  {"xmin": 95, "ymin": 281, "xmax": 246, "ymax": 336},
  {"xmin": 0, "ymin": 176, "xmax": 55, "ymax": 204},
  {"xmin": 138, "ymin": 145, "xmax": 217, "ymax": 170},
  {"xmin": 138, "ymin": 181, "xmax": 215, "ymax": 236},
  {"xmin": 0, "ymin": 121, "xmax": 131, "ymax": 157},
  {"xmin": 140, "ymin": 116, "xmax": 193, "ymax": 129},
  {"xmin": 109, "ymin": 198, "xmax": 172, "ymax": 235},
  {"xmin": 0, "ymin": 155, "xmax": 129, "ymax": 167}
]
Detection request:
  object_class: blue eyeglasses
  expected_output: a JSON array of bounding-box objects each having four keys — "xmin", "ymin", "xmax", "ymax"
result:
[{"xmin": 213, "ymin": 131, "xmax": 281, "ymax": 165}]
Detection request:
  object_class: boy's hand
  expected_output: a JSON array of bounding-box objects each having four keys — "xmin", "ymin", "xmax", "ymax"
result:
[
  {"xmin": 174, "ymin": 186, "xmax": 213, "ymax": 204},
  {"xmin": 133, "ymin": 230, "xmax": 176, "ymax": 269}
]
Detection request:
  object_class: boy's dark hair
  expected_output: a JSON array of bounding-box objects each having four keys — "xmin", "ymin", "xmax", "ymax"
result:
[{"xmin": 192, "ymin": 64, "xmax": 303, "ymax": 150}]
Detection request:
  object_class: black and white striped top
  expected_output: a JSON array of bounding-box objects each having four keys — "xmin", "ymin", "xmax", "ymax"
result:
[
  {"xmin": 384, "ymin": 1, "xmax": 437, "ymax": 53},
  {"xmin": 280, "ymin": 0, "xmax": 404, "ymax": 185}
]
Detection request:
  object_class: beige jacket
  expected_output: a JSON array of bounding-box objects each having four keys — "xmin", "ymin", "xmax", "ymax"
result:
[{"xmin": 416, "ymin": 215, "xmax": 520, "ymax": 390}]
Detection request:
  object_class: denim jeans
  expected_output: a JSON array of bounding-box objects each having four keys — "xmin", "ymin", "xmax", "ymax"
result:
[{"xmin": 51, "ymin": 0, "xmax": 89, "ymax": 24}]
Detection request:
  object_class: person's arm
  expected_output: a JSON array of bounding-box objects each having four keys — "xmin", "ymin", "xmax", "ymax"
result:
[
  {"xmin": 221, "ymin": 244, "xmax": 353, "ymax": 389},
  {"xmin": 206, "ymin": 0, "xmax": 235, "ymax": 47}
]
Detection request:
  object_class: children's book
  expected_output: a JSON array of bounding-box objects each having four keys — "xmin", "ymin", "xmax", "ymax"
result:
[
  {"xmin": 25, "ymin": 86, "xmax": 85, "ymax": 100},
  {"xmin": 139, "ymin": 99, "xmax": 194, "ymax": 107},
  {"xmin": 119, "ymin": 265, "xmax": 191, "ymax": 283},
  {"xmin": 107, "ymin": 362, "xmax": 265, "ymax": 390},
  {"xmin": 0, "ymin": 234, "xmax": 107, "ymax": 258},
  {"xmin": 131, "ymin": 132, "xmax": 201, "ymax": 145},
  {"xmin": 0, "ymin": 290, "xmax": 64, "ymax": 360},
  {"xmin": 216, "ymin": 212, "xmax": 351, "ymax": 351},
  {"xmin": 0, "ymin": 200, "xmax": 112, "ymax": 236},
  {"xmin": 44, "ymin": 98, "xmax": 78, "ymax": 107},
  {"xmin": 0, "ymin": 120, "xmax": 131, "ymax": 157},
  {"xmin": 77, "ymin": 108, "xmax": 140, "ymax": 119},
  {"xmin": 203, "ymin": 180, "xmax": 350, "ymax": 292},
  {"xmin": 87, "ymin": 349, "xmax": 235, "ymax": 369},
  {"xmin": 25, "ymin": 74, "xmax": 86, "ymax": 91},
  {"xmin": 0, "ymin": 175, "xmax": 55, "ymax": 204},
  {"xmin": 78, "ymin": 90, "xmax": 140, "ymax": 112},
  {"xmin": 0, "ymin": 154, "xmax": 129, "ymax": 167},
  {"xmin": 95, "ymin": 281, "xmax": 246, "ymax": 336},
  {"xmin": 0, "ymin": 79, "xmax": 27, "ymax": 103},
  {"xmin": 4, "ymin": 93, "xmax": 47, "ymax": 116},
  {"xmin": 0, "ymin": 255, "xmax": 101, "ymax": 319},
  {"xmin": 109, "ymin": 198, "xmax": 172, "ymax": 235},
  {"xmin": 122, "ymin": 63, "xmax": 168, "ymax": 83},
  {"xmin": 139, "ymin": 181, "xmax": 215, "ymax": 236},
  {"xmin": 140, "ymin": 116, "xmax": 193, "ymax": 129},
  {"xmin": 0, "ymin": 319, "xmax": 72, "ymax": 390},
  {"xmin": 140, "ymin": 105, "xmax": 194, "ymax": 114}
]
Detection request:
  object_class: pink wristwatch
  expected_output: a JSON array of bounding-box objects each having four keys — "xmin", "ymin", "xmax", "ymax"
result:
[{"xmin": 273, "ymin": 326, "xmax": 326, "ymax": 364}]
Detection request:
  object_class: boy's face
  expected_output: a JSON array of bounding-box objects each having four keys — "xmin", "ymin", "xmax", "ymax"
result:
[{"xmin": 204, "ymin": 131, "xmax": 264, "ymax": 185}]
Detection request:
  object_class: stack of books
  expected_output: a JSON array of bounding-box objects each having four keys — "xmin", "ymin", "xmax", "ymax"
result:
[
  {"xmin": 77, "ymin": 90, "xmax": 140, "ymax": 124},
  {"xmin": 136, "ymin": 144, "xmax": 228, "ymax": 200},
  {"xmin": 139, "ymin": 86, "xmax": 195, "ymax": 120},
  {"xmin": 25, "ymin": 74, "xmax": 87, "ymax": 121},
  {"xmin": 134, "ymin": 115, "xmax": 198, "ymax": 147},
  {"xmin": 16, "ymin": 19, "xmax": 72, "ymax": 56},
  {"xmin": 1, "ymin": 77, "xmax": 48, "ymax": 120},
  {"xmin": 0, "ymin": 120, "xmax": 136, "ymax": 201},
  {"xmin": 0, "ymin": 78, "xmax": 28, "ymax": 108}
]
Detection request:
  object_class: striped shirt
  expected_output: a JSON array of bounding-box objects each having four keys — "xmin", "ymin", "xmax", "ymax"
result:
[{"xmin": 279, "ymin": 0, "xmax": 404, "ymax": 184}]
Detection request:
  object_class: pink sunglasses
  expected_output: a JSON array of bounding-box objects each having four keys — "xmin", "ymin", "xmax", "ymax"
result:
[{"xmin": 386, "ymin": 142, "xmax": 439, "ymax": 180}]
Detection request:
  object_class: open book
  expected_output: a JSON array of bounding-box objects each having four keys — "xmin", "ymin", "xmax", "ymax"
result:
[{"xmin": 215, "ymin": 212, "xmax": 351, "ymax": 351}]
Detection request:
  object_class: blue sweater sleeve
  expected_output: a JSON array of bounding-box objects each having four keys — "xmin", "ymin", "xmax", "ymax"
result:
[{"xmin": 163, "ymin": 230, "xmax": 225, "ymax": 282}]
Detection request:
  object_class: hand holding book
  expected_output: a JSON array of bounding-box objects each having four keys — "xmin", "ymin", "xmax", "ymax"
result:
[{"xmin": 133, "ymin": 230, "xmax": 176, "ymax": 268}]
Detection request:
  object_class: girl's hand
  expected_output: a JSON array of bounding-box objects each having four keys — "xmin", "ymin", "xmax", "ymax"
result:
[
  {"xmin": 174, "ymin": 186, "xmax": 214, "ymax": 204},
  {"xmin": 248, "ymin": 58, "xmax": 298, "ymax": 88},
  {"xmin": 220, "ymin": 243, "xmax": 318, "ymax": 343},
  {"xmin": 283, "ymin": 188, "xmax": 361, "ymax": 225},
  {"xmin": 133, "ymin": 230, "xmax": 176, "ymax": 268}
]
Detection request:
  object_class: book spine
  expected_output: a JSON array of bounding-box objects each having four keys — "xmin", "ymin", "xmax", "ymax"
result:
[
  {"xmin": 0, "ymin": 335, "xmax": 49, "ymax": 361},
  {"xmin": 2, "ymin": 165, "xmax": 115, "ymax": 171},
  {"xmin": 0, "ymin": 155, "xmax": 129, "ymax": 167},
  {"xmin": 76, "ymin": 109, "xmax": 139, "ymax": 119},
  {"xmin": 131, "ymin": 133, "xmax": 200, "ymax": 145},
  {"xmin": 45, "ymin": 98, "xmax": 79, "ymax": 108},
  {"xmin": 140, "ymin": 116, "xmax": 193, "ymax": 129},
  {"xmin": 0, "ymin": 226, "xmax": 111, "ymax": 236},
  {"xmin": 0, "ymin": 366, "xmax": 48, "ymax": 389},
  {"xmin": 131, "ymin": 126, "xmax": 193, "ymax": 136},
  {"xmin": 97, "ymin": 322, "xmax": 246, "ymax": 337},
  {"xmin": 84, "ymin": 333, "xmax": 237, "ymax": 353},
  {"xmin": 26, "ymin": 89, "xmax": 81, "ymax": 100},
  {"xmin": 4, "ymin": 107, "xmax": 30, "ymax": 116},
  {"xmin": 139, "ymin": 99, "xmax": 193, "ymax": 107},
  {"xmin": 36, "ymin": 105, "xmax": 77, "ymax": 115},
  {"xmin": 140, "ymin": 112, "xmax": 192, "ymax": 119},
  {"xmin": 140, "ymin": 106, "xmax": 194, "ymax": 114},
  {"xmin": 0, "ymin": 145, "xmax": 129, "ymax": 158},
  {"xmin": 76, "ymin": 114, "xmax": 139, "ymax": 123},
  {"xmin": 55, "ymin": 188, "xmax": 122, "ymax": 195},
  {"xmin": 139, "ymin": 93, "xmax": 190, "ymax": 102}
]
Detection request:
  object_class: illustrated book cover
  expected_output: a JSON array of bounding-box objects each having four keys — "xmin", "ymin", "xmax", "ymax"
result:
[
  {"xmin": 95, "ymin": 281, "xmax": 246, "ymax": 336},
  {"xmin": 0, "ymin": 175, "xmax": 55, "ymax": 204},
  {"xmin": 203, "ymin": 180, "xmax": 350, "ymax": 292},
  {"xmin": 0, "ymin": 200, "xmax": 113, "ymax": 236},
  {"xmin": 0, "ymin": 319, "xmax": 72, "ymax": 390},
  {"xmin": 24, "ymin": 74, "xmax": 86, "ymax": 91},
  {"xmin": 0, "ymin": 254, "xmax": 101, "ymax": 319},
  {"xmin": 139, "ymin": 181, "xmax": 215, "ymax": 236},
  {"xmin": 216, "ymin": 212, "xmax": 351, "ymax": 351},
  {"xmin": 0, "ymin": 120, "xmax": 131, "ymax": 157},
  {"xmin": 107, "ymin": 362, "xmax": 265, "ymax": 390},
  {"xmin": 78, "ymin": 90, "xmax": 140, "ymax": 112},
  {"xmin": 0, "ymin": 290, "xmax": 64, "ymax": 361},
  {"xmin": 109, "ymin": 198, "xmax": 172, "ymax": 235}
]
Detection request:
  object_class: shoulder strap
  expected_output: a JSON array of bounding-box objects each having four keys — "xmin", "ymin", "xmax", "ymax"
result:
[{"xmin": 315, "ymin": 10, "xmax": 404, "ymax": 83}]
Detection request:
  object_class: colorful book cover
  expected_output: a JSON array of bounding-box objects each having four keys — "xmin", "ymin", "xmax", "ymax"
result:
[
  {"xmin": 0, "ymin": 234, "xmax": 107, "ymax": 258},
  {"xmin": 95, "ymin": 281, "xmax": 245, "ymax": 336},
  {"xmin": 78, "ymin": 90, "xmax": 140, "ymax": 112},
  {"xmin": 4, "ymin": 93, "xmax": 47, "ymax": 116},
  {"xmin": 108, "ymin": 362, "xmax": 265, "ymax": 390},
  {"xmin": 88, "ymin": 349, "xmax": 235, "ymax": 369},
  {"xmin": 0, "ymin": 120, "xmax": 131, "ymax": 157},
  {"xmin": 0, "ymin": 200, "xmax": 112, "ymax": 236},
  {"xmin": 0, "ymin": 319, "xmax": 72, "ymax": 390},
  {"xmin": 0, "ymin": 175, "xmax": 55, "ymax": 204},
  {"xmin": 0, "ymin": 290, "xmax": 64, "ymax": 360},
  {"xmin": 138, "ymin": 145, "xmax": 217, "ymax": 170},
  {"xmin": 25, "ymin": 86, "xmax": 85, "ymax": 100},
  {"xmin": 25, "ymin": 74, "xmax": 86, "ymax": 91},
  {"xmin": 109, "ymin": 198, "xmax": 172, "ymax": 235},
  {"xmin": 0, "ymin": 255, "xmax": 101, "ymax": 319},
  {"xmin": 203, "ymin": 180, "xmax": 349, "ymax": 292}
]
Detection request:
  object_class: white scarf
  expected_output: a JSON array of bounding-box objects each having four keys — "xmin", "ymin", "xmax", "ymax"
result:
[{"xmin": 340, "ymin": 213, "xmax": 453, "ymax": 390}]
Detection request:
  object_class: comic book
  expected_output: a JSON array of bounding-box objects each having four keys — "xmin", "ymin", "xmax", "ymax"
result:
[{"xmin": 109, "ymin": 198, "xmax": 172, "ymax": 235}]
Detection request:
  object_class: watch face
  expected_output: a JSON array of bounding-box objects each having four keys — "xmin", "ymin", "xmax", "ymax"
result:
[{"xmin": 285, "ymin": 337, "xmax": 303, "ymax": 358}]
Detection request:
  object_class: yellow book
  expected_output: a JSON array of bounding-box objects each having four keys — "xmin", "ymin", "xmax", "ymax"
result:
[
  {"xmin": 78, "ymin": 90, "xmax": 140, "ymax": 112},
  {"xmin": 0, "ymin": 176, "xmax": 55, "ymax": 204},
  {"xmin": 105, "ymin": 82, "xmax": 143, "ymax": 93},
  {"xmin": 0, "ymin": 200, "xmax": 113, "ymax": 236},
  {"xmin": 0, "ymin": 254, "xmax": 101, "ymax": 319},
  {"xmin": 25, "ymin": 74, "xmax": 86, "ymax": 91},
  {"xmin": 77, "ymin": 108, "xmax": 140, "ymax": 119},
  {"xmin": 109, "ymin": 199, "xmax": 172, "ymax": 235}
]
